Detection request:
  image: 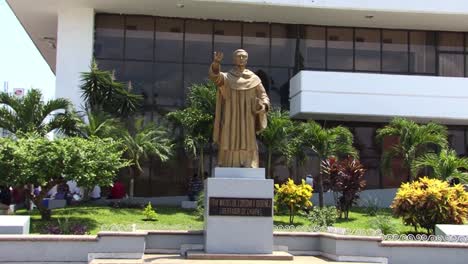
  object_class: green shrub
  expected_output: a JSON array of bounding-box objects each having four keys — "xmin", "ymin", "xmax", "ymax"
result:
[
  {"xmin": 368, "ymin": 215, "xmax": 398, "ymax": 235},
  {"xmin": 308, "ymin": 206, "xmax": 337, "ymax": 227},
  {"xmin": 275, "ymin": 179, "xmax": 313, "ymax": 225},
  {"xmin": 391, "ymin": 177, "xmax": 468, "ymax": 233},
  {"xmin": 143, "ymin": 202, "xmax": 158, "ymax": 221},
  {"xmin": 196, "ymin": 191, "xmax": 205, "ymax": 219},
  {"xmin": 362, "ymin": 197, "xmax": 380, "ymax": 216}
]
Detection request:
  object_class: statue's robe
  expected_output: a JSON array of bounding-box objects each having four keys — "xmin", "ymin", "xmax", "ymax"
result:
[{"xmin": 209, "ymin": 66, "xmax": 270, "ymax": 168}]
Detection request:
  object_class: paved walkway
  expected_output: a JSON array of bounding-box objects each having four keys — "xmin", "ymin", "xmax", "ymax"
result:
[{"xmin": 92, "ymin": 254, "xmax": 374, "ymax": 264}]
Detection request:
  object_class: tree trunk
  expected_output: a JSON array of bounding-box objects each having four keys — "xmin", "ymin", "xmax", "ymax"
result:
[
  {"xmin": 200, "ymin": 146, "xmax": 205, "ymax": 179},
  {"xmin": 129, "ymin": 167, "xmax": 138, "ymax": 198},
  {"xmin": 318, "ymin": 157, "xmax": 324, "ymax": 208}
]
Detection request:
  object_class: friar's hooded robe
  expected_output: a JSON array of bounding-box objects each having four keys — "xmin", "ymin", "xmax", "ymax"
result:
[{"xmin": 209, "ymin": 66, "xmax": 270, "ymax": 168}]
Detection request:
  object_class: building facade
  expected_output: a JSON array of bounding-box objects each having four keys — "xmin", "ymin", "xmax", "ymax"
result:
[{"xmin": 7, "ymin": 0, "xmax": 468, "ymax": 196}]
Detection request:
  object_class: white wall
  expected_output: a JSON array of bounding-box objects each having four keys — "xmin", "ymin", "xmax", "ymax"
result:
[
  {"xmin": 310, "ymin": 188, "xmax": 398, "ymax": 208},
  {"xmin": 55, "ymin": 7, "xmax": 94, "ymax": 109},
  {"xmin": 215, "ymin": 0, "xmax": 468, "ymax": 14},
  {"xmin": 290, "ymin": 71, "xmax": 468, "ymax": 125}
]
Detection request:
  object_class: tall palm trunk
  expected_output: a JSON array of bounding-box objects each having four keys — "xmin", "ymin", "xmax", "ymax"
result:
[
  {"xmin": 318, "ymin": 155, "xmax": 324, "ymax": 208},
  {"xmin": 129, "ymin": 167, "xmax": 141, "ymax": 198},
  {"xmin": 199, "ymin": 146, "xmax": 205, "ymax": 178}
]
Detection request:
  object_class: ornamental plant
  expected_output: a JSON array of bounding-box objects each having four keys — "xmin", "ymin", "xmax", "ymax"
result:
[
  {"xmin": 143, "ymin": 202, "xmax": 158, "ymax": 221},
  {"xmin": 391, "ymin": 177, "xmax": 468, "ymax": 234},
  {"xmin": 274, "ymin": 178, "xmax": 313, "ymax": 225},
  {"xmin": 321, "ymin": 156, "xmax": 366, "ymax": 219}
]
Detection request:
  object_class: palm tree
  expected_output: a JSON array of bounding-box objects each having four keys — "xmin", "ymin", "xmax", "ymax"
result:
[
  {"xmin": 258, "ymin": 109, "xmax": 294, "ymax": 179},
  {"xmin": 77, "ymin": 110, "xmax": 123, "ymax": 139},
  {"xmin": 0, "ymin": 89, "xmax": 79, "ymax": 136},
  {"xmin": 376, "ymin": 118, "xmax": 448, "ymax": 182},
  {"xmin": 167, "ymin": 82, "xmax": 216, "ymax": 177},
  {"xmin": 412, "ymin": 148, "xmax": 468, "ymax": 183},
  {"xmin": 80, "ymin": 60, "xmax": 141, "ymax": 118},
  {"xmin": 121, "ymin": 118, "xmax": 174, "ymax": 197},
  {"xmin": 301, "ymin": 121, "xmax": 358, "ymax": 208}
]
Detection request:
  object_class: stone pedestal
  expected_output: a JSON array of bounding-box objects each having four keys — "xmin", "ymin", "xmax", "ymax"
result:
[
  {"xmin": 204, "ymin": 168, "xmax": 273, "ymax": 254},
  {"xmin": 0, "ymin": 216, "xmax": 30, "ymax": 234}
]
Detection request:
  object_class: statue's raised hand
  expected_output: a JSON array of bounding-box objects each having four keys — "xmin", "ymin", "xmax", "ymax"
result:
[{"xmin": 213, "ymin": 51, "xmax": 224, "ymax": 63}]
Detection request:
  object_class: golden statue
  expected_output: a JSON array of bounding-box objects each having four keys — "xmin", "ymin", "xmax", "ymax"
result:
[{"xmin": 209, "ymin": 49, "xmax": 270, "ymax": 168}]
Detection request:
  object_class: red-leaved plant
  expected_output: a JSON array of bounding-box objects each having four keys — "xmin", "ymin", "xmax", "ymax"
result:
[{"xmin": 321, "ymin": 156, "xmax": 366, "ymax": 219}]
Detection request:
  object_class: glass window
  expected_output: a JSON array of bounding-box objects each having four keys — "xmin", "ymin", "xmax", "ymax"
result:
[
  {"xmin": 242, "ymin": 23, "xmax": 270, "ymax": 66},
  {"xmin": 154, "ymin": 63, "xmax": 184, "ymax": 108},
  {"xmin": 439, "ymin": 53, "xmax": 464, "ymax": 77},
  {"xmin": 184, "ymin": 64, "xmax": 210, "ymax": 94},
  {"xmin": 410, "ymin": 31, "xmax": 436, "ymax": 74},
  {"xmin": 382, "ymin": 30, "xmax": 408, "ymax": 73},
  {"xmin": 271, "ymin": 24, "xmax": 297, "ymax": 67},
  {"xmin": 301, "ymin": 26, "xmax": 325, "ymax": 69},
  {"xmin": 448, "ymin": 129, "xmax": 466, "ymax": 155},
  {"xmin": 125, "ymin": 16, "xmax": 154, "ymax": 60},
  {"xmin": 214, "ymin": 21, "xmax": 241, "ymax": 62},
  {"xmin": 94, "ymin": 15, "xmax": 125, "ymax": 59},
  {"xmin": 97, "ymin": 60, "xmax": 124, "ymax": 81},
  {"xmin": 269, "ymin": 67, "xmax": 290, "ymax": 109},
  {"xmin": 327, "ymin": 27, "xmax": 353, "ymax": 71},
  {"xmin": 355, "ymin": 29, "xmax": 381, "ymax": 72},
  {"xmin": 123, "ymin": 61, "xmax": 154, "ymax": 106},
  {"xmin": 155, "ymin": 18, "xmax": 184, "ymax": 62},
  {"xmin": 438, "ymin": 32, "xmax": 463, "ymax": 52},
  {"xmin": 185, "ymin": 20, "xmax": 213, "ymax": 63}
]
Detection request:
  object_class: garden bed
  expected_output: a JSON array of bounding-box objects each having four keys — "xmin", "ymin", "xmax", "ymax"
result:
[{"xmin": 15, "ymin": 204, "xmax": 416, "ymax": 235}]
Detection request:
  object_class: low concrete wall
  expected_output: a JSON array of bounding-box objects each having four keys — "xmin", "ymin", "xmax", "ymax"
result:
[
  {"xmin": 145, "ymin": 230, "xmax": 204, "ymax": 253},
  {"xmin": 311, "ymin": 188, "xmax": 398, "ymax": 208},
  {"xmin": 145, "ymin": 230, "xmax": 468, "ymax": 264},
  {"xmin": 3, "ymin": 230, "xmax": 468, "ymax": 264},
  {"xmin": 0, "ymin": 232, "xmax": 146, "ymax": 263}
]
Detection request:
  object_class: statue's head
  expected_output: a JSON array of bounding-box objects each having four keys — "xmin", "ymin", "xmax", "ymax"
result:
[{"xmin": 233, "ymin": 49, "xmax": 248, "ymax": 67}]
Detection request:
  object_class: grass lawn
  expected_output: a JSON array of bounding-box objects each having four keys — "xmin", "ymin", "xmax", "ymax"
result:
[{"xmin": 16, "ymin": 204, "xmax": 414, "ymax": 235}]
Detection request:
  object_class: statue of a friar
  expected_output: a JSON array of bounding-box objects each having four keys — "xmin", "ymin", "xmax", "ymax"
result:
[{"xmin": 209, "ymin": 49, "xmax": 270, "ymax": 168}]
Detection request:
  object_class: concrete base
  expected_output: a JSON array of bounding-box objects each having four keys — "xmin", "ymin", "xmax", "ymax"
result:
[
  {"xmin": 0, "ymin": 216, "xmax": 30, "ymax": 234},
  {"xmin": 213, "ymin": 167, "xmax": 265, "ymax": 179},
  {"xmin": 204, "ymin": 168, "xmax": 274, "ymax": 254},
  {"xmin": 435, "ymin": 224, "xmax": 468, "ymax": 238},
  {"xmin": 186, "ymin": 250, "xmax": 294, "ymax": 260}
]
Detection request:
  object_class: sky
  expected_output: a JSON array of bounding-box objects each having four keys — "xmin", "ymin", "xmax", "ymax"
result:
[{"xmin": 0, "ymin": 0, "xmax": 55, "ymax": 100}]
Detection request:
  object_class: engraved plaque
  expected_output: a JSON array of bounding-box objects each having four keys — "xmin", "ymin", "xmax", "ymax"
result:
[{"xmin": 209, "ymin": 197, "xmax": 272, "ymax": 217}]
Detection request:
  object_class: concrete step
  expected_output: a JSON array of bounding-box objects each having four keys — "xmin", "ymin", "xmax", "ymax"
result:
[
  {"xmin": 186, "ymin": 250, "xmax": 294, "ymax": 261},
  {"xmin": 89, "ymin": 259, "xmax": 143, "ymax": 264}
]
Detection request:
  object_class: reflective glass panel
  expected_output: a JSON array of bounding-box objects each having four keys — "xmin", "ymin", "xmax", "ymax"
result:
[
  {"xmin": 355, "ymin": 29, "xmax": 381, "ymax": 72},
  {"xmin": 125, "ymin": 16, "xmax": 154, "ymax": 60},
  {"xmin": 123, "ymin": 61, "xmax": 154, "ymax": 106},
  {"xmin": 214, "ymin": 21, "xmax": 241, "ymax": 62},
  {"xmin": 439, "ymin": 53, "xmax": 464, "ymax": 77},
  {"xmin": 156, "ymin": 18, "xmax": 184, "ymax": 62},
  {"xmin": 301, "ymin": 26, "xmax": 326, "ymax": 69},
  {"xmin": 185, "ymin": 20, "xmax": 213, "ymax": 63},
  {"xmin": 94, "ymin": 15, "xmax": 125, "ymax": 59},
  {"xmin": 271, "ymin": 24, "xmax": 297, "ymax": 67},
  {"xmin": 382, "ymin": 30, "xmax": 408, "ymax": 73},
  {"xmin": 438, "ymin": 32, "xmax": 464, "ymax": 52},
  {"xmin": 410, "ymin": 31, "xmax": 436, "ymax": 74},
  {"xmin": 243, "ymin": 23, "xmax": 270, "ymax": 66},
  {"xmin": 154, "ymin": 63, "xmax": 184, "ymax": 108},
  {"xmin": 327, "ymin": 27, "xmax": 353, "ymax": 70}
]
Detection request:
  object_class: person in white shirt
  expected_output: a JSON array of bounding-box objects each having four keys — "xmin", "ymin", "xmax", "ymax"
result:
[{"xmin": 90, "ymin": 185, "xmax": 101, "ymax": 200}]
